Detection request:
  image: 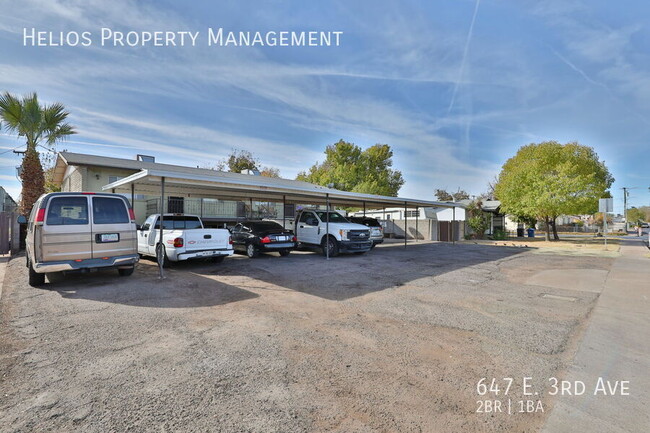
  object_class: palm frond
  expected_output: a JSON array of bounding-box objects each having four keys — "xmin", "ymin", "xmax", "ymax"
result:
[{"xmin": 0, "ymin": 91, "xmax": 24, "ymax": 135}]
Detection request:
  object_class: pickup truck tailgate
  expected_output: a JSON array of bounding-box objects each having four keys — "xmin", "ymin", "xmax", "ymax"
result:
[{"xmin": 184, "ymin": 229, "xmax": 230, "ymax": 251}]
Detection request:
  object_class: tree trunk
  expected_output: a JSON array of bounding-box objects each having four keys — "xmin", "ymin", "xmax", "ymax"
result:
[
  {"xmin": 20, "ymin": 147, "xmax": 45, "ymax": 217},
  {"xmin": 544, "ymin": 217, "xmax": 551, "ymax": 241},
  {"xmin": 550, "ymin": 218, "xmax": 560, "ymax": 240}
]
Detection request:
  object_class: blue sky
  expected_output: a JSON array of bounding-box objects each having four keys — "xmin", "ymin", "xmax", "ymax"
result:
[{"xmin": 1, "ymin": 0, "xmax": 649, "ymax": 213}]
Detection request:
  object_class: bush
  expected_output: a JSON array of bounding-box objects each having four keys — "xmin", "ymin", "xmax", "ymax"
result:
[{"xmin": 492, "ymin": 229, "xmax": 507, "ymax": 240}]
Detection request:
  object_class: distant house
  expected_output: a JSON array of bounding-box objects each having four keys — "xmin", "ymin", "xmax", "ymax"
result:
[
  {"xmin": 354, "ymin": 205, "xmax": 465, "ymax": 221},
  {"xmin": 352, "ymin": 205, "xmax": 465, "ymax": 241},
  {"xmin": 0, "ymin": 186, "xmax": 17, "ymax": 212},
  {"xmin": 479, "ymin": 200, "xmax": 525, "ymax": 235}
]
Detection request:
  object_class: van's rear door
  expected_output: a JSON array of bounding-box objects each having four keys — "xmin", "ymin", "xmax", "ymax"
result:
[
  {"xmin": 90, "ymin": 196, "xmax": 136, "ymax": 258},
  {"xmin": 41, "ymin": 195, "xmax": 93, "ymax": 262}
]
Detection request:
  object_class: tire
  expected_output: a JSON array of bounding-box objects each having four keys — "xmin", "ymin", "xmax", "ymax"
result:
[
  {"xmin": 211, "ymin": 255, "xmax": 226, "ymax": 263},
  {"xmin": 370, "ymin": 243, "xmax": 377, "ymax": 249},
  {"xmin": 157, "ymin": 244, "xmax": 171, "ymax": 268},
  {"xmin": 118, "ymin": 267, "xmax": 135, "ymax": 276},
  {"xmin": 28, "ymin": 258, "xmax": 45, "ymax": 287},
  {"xmin": 321, "ymin": 236, "xmax": 339, "ymax": 257},
  {"xmin": 246, "ymin": 243, "xmax": 259, "ymax": 258},
  {"xmin": 279, "ymin": 249, "xmax": 291, "ymax": 257}
]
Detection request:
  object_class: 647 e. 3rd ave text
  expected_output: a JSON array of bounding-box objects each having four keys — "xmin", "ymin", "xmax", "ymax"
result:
[{"xmin": 477, "ymin": 377, "xmax": 631, "ymax": 396}]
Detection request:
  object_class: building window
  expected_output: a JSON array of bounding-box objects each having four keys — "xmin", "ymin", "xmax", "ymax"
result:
[
  {"xmin": 405, "ymin": 210, "xmax": 419, "ymax": 218},
  {"xmin": 108, "ymin": 176, "xmax": 122, "ymax": 184}
]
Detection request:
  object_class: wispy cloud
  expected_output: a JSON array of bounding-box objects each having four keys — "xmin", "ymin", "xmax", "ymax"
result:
[{"xmin": 448, "ymin": 0, "xmax": 481, "ymax": 114}]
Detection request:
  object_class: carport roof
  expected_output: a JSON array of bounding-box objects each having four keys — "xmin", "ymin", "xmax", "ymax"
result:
[{"xmin": 101, "ymin": 167, "xmax": 462, "ymax": 209}]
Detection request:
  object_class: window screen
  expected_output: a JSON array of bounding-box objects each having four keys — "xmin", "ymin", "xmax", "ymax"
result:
[
  {"xmin": 47, "ymin": 197, "xmax": 89, "ymax": 225},
  {"xmin": 92, "ymin": 197, "xmax": 129, "ymax": 224}
]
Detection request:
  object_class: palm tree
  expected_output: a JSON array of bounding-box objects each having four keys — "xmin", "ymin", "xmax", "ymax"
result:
[{"xmin": 0, "ymin": 92, "xmax": 76, "ymax": 215}]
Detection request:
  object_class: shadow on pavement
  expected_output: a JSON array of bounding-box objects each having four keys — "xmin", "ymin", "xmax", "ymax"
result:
[
  {"xmin": 198, "ymin": 241, "xmax": 528, "ymax": 301},
  {"xmin": 46, "ymin": 260, "xmax": 259, "ymax": 308}
]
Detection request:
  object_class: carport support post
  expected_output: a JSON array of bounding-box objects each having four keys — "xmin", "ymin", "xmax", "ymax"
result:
[
  {"xmin": 326, "ymin": 193, "xmax": 330, "ymax": 260},
  {"xmin": 415, "ymin": 207, "xmax": 418, "ymax": 242},
  {"xmin": 249, "ymin": 198, "xmax": 253, "ymax": 219},
  {"xmin": 404, "ymin": 202, "xmax": 409, "ymax": 248},
  {"xmin": 452, "ymin": 206, "xmax": 456, "ymax": 245},
  {"xmin": 158, "ymin": 177, "xmax": 165, "ymax": 280},
  {"xmin": 363, "ymin": 202, "xmax": 366, "ymax": 216},
  {"xmin": 130, "ymin": 183, "xmax": 135, "ymax": 206},
  {"xmin": 282, "ymin": 195, "xmax": 286, "ymax": 229}
]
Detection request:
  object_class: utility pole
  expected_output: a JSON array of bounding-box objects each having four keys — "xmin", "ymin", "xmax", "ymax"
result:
[{"xmin": 623, "ymin": 187, "xmax": 628, "ymax": 232}]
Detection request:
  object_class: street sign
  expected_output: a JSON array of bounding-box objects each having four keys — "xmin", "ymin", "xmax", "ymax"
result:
[{"xmin": 598, "ymin": 198, "xmax": 613, "ymax": 213}]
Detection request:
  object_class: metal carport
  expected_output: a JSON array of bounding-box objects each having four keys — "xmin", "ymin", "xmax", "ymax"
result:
[{"xmin": 102, "ymin": 168, "xmax": 463, "ymax": 277}]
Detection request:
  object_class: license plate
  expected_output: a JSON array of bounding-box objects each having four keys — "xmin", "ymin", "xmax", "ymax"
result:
[
  {"xmin": 100, "ymin": 233, "xmax": 119, "ymax": 243},
  {"xmin": 276, "ymin": 236, "xmax": 288, "ymax": 241},
  {"xmin": 198, "ymin": 251, "xmax": 213, "ymax": 256}
]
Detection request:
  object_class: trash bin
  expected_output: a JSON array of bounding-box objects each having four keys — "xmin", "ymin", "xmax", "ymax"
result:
[
  {"xmin": 517, "ymin": 228, "xmax": 525, "ymax": 237},
  {"xmin": 527, "ymin": 228, "xmax": 535, "ymax": 238}
]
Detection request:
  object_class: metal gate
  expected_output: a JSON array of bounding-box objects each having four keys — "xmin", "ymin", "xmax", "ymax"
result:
[
  {"xmin": 438, "ymin": 221, "xmax": 460, "ymax": 242},
  {"xmin": 0, "ymin": 212, "xmax": 18, "ymax": 254}
]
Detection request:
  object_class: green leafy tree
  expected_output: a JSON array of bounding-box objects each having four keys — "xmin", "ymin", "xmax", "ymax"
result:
[
  {"xmin": 214, "ymin": 149, "xmax": 280, "ymax": 177},
  {"xmin": 259, "ymin": 167, "xmax": 280, "ymax": 178},
  {"xmin": 297, "ymin": 140, "xmax": 404, "ymax": 196},
  {"xmin": 466, "ymin": 200, "xmax": 491, "ymax": 239},
  {"xmin": 434, "ymin": 188, "xmax": 470, "ymax": 202},
  {"xmin": 627, "ymin": 207, "xmax": 646, "ymax": 226},
  {"xmin": 494, "ymin": 141, "xmax": 614, "ymax": 241},
  {"xmin": 0, "ymin": 92, "xmax": 75, "ymax": 215}
]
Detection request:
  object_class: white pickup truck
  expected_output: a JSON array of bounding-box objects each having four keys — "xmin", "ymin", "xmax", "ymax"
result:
[
  {"xmin": 137, "ymin": 214, "xmax": 233, "ymax": 266},
  {"xmin": 294, "ymin": 210, "xmax": 372, "ymax": 257}
]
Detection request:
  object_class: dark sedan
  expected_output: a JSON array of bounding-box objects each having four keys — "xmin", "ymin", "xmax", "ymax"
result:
[{"xmin": 230, "ymin": 220, "xmax": 297, "ymax": 258}]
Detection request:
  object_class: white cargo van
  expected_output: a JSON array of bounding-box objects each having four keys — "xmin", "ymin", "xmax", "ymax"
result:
[{"xmin": 25, "ymin": 192, "xmax": 139, "ymax": 286}]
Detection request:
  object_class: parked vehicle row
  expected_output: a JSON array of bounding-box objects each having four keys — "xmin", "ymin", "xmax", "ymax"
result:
[{"xmin": 25, "ymin": 192, "xmax": 386, "ymax": 287}]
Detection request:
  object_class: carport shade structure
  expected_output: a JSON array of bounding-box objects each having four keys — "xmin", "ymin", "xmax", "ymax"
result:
[{"xmin": 102, "ymin": 168, "xmax": 463, "ymax": 277}]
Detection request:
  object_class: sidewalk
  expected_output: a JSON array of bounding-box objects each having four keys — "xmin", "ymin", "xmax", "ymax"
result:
[{"xmin": 542, "ymin": 238, "xmax": 650, "ymax": 432}]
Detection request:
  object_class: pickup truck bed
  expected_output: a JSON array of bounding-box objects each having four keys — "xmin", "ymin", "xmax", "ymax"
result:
[{"xmin": 137, "ymin": 214, "xmax": 233, "ymax": 264}]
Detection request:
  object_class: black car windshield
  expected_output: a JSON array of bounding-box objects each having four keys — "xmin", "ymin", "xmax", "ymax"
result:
[
  {"xmin": 315, "ymin": 211, "xmax": 349, "ymax": 223},
  {"xmin": 247, "ymin": 221, "xmax": 283, "ymax": 231}
]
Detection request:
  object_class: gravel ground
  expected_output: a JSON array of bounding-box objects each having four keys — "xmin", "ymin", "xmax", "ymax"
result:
[{"xmin": 0, "ymin": 241, "xmax": 610, "ymax": 432}]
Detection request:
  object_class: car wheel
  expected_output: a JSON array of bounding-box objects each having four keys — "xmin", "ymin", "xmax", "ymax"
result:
[
  {"xmin": 279, "ymin": 249, "xmax": 291, "ymax": 257},
  {"xmin": 321, "ymin": 236, "xmax": 339, "ymax": 257},
  {"xmin": 246, "ymin": 243, "xmax": 259, "ymax": 258},
  {"xmin": 28, "ymin": 258, "xmax": 45, "ymax": 287},
  {"xmin": 211, "ymin": 255, "xmax": 226, "ymax": 263},
  {"xmin": 157, "ymin": 244, "xmax": 171, "ymax": 268},
  {"xmin": 118, "ymin": 267, "xmax": 135, "ymax": 276}
]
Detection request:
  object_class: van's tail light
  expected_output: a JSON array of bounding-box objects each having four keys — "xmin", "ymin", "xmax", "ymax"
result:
[
  {"xmin": 228, "ymin": 236, "xmax": 233, "ymax": 245},
  {"xmin": 260, "ymin": 236, "xmax": 271, "ymax": 244},
  {"xmin": 128, "ymin": 208, "xmax": 136, "ymax": 221},
  {"xmin": 173, "ymin": 237, "xmax": 184, "ymax": 248},
  {"xmin": 35, "ymin": 208, "xmax": 46, "ymax": 224}
]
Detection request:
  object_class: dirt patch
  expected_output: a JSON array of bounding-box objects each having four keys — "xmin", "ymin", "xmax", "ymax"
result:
[{"xmin": 0, "ymin": 244, "xmax": 607, "ymax": 432}]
